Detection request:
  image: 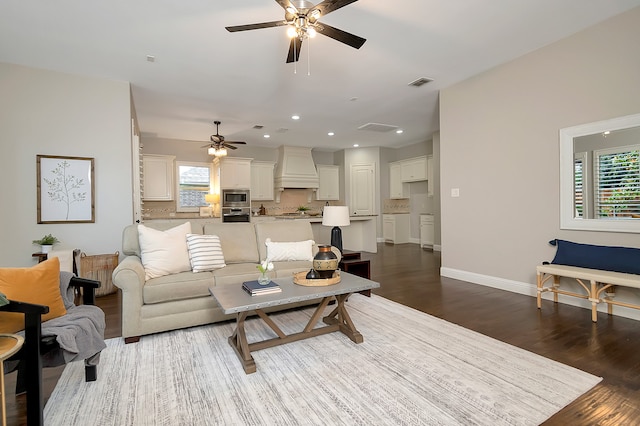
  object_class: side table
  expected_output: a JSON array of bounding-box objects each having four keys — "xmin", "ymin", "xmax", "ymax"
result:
[
  {"xmin": 1, "ymin": 334, "xmax": 25, "ymax": 426},
  {"xmin": 339, "ymin": 251, "xmax": 372, "ymax": 296}
]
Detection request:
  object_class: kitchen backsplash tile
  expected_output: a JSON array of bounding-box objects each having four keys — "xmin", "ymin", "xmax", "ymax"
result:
[{"xmin": 383, "ymin": 198, "xmax": 410, "ymax": 214}]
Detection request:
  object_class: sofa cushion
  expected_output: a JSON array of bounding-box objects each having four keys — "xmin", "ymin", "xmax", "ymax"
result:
[
  {"xmin": 273, "ymin": 260, "xmax": 314, "ymax": 278},
  {"xmin": 255, "ymin": 221, "xmax": 315, "ymax": 261},
  {"xmin": 186, "ymin": 234, "xmax": 226, "ymax": 272},
  {"xmin": 212, "ymin": 263, "xmax": 267, "ymax": 287},
  {"xmin": 138, "ymin": 222, "xmax": 192, "ymax": 280},
  {"xmin": 143, "ymin": 270, "xmax": 214, "ymax": 304},
  {"xmin": 203, "ymin": 223, "xmax": 259, "ymax": 264},
  {"xmin": 265, "ymin": 238, "xmax": 315, "ymax": 262}
]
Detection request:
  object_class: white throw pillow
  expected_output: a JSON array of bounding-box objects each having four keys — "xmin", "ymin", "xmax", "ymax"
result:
[
  {"xmin": 265, "ymin": 238, "xmax": 315, "ymax": 262},
  {"xmin": 186, "ymin": 234, "xmax": 226, "ymax": 272},
  {"xmin": 138, "ymin": 222, "xmax": 192, "ymax": 280}
]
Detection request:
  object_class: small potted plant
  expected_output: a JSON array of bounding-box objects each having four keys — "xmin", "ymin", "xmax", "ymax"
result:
[
  {"xmin": 32, "ymin": 234, "xmax": 60, "ymax": 254},
  {"xmin": 297, "ymin": 205, "xmax": 310, "ymax": 215}
]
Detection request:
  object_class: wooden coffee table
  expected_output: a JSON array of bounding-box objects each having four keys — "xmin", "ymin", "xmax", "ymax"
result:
[{"xmin": 209, "ymin": 272, "xmax": 380, "ymax": 374}]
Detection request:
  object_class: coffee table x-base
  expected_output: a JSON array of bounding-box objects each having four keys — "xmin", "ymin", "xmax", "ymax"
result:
[{"xmin": 209, "ymin": 272, "xmax": 380, "ymax": 374}]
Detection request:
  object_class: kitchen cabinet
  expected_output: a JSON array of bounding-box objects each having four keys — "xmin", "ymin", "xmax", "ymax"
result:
[
  {"xmin": 427, "ymin": 155, "xmax": 434, "ymax": 197},
  {"xmin": 401, "ymin": 156, "xmax": 428, "ymax": 182},
  {"xmin": 142, "ymin": 154, "xmax": 175, "ymax": 201},
  {"xmin": 214, "ymin": 157, "xmax": 252, "ymax": 190},
  {"xmin": 316, "ymin": 165, "xmax": 339, "ymax": 200},
  {"xmin": 251, "ymin": 161, "xmax": 275, "ymax": 200},
  {"xmin": 383, "ymin": 214, "xmax": 410, "ymax": 244},
  {"xmin": 389, "ymin": 161, "xmax": 409, "ymax": 199},
  {"xmin": 420, "ymin": 214, "xmax": 434, "ymax": 248}
]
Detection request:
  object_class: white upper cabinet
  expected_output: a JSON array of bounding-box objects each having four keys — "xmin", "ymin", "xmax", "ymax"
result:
[
  {"xmin": 400, "ymin": 156, "xmax": 428, "ymax": 182},
  {"xmin": 215, "ymin": 157, "xmax": 252, "ymax": 189},
  {"xmin": 142, "ymin": 154, "xmax": 175, "ymax": 201},
  {"xmin": 389, "ymin": 161, "xmax": 409, "ymax": 199},
  {"xmin": 316, "ymin": 165, "xmax": 340, "ymax": 200},
  {"xmin": 251, "ymin": 161, "xmax": 275, "ymax": 200}
]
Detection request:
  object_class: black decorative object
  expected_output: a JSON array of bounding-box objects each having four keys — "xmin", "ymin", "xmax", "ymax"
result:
[
  {"xmin": 305, "ymin": 269, "xmax": 320, "ymax": 280},
  {"xmin": 313, "ymin": 245, "xmax": 338, "ymax": 279}
]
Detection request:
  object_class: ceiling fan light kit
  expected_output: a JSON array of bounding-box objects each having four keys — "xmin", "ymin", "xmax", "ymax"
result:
[{"xmin": 226, "ymin": 0, "xmax": 366, "ymax": 64}]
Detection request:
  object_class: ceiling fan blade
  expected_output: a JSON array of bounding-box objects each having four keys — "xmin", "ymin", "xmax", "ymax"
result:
[
  {"xmin": 274, "ymin": 0, "xmax": 297, "ymax": 12},
  {"xmin": 201, "ymin": 143, "xmax": 214, "ymax": 148},
  {"xmin": 317, "ymin": 23, "xmax": 366, "ymax": 49},
  {"xmin": 210, "ymin": 135, "xmax": 223, "ymax": 143},
  {"xmin": 309, "ymin": 0, "xmax": 358, "ymax": 17},
  {"xmin": 286, "ymin": 37, "xmax": 303, "ymax": 63},
  {"xmin": 223, "ymin": 144, "xmax": 238, "ymax": 150},
  {"xmin": 226, "ymin": 21, "xmax": 286, "ymax": 32},
  {"xmin": 224, "ymin": 141, "xmax": 247, "ymax": 145}
]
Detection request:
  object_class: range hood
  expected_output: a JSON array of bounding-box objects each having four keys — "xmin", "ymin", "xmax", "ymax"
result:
[{"xmin": 274, "ymin": 145, "xmax": 319, "ymax": 202}]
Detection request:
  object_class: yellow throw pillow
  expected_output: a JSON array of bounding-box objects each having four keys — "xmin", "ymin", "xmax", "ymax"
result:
[{"xmin": 0, "ymin": 257, "xmax": 67, "ymax": 333}]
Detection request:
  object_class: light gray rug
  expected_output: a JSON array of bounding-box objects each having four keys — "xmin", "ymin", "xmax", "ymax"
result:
[{"xmin": 44, "ymin": 294, "xmax": 600, "ymax": 425}]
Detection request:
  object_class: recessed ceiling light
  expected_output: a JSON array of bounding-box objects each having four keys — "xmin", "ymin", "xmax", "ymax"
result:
[
  {"xmin": 328, "ymin": 132, "xmax": 334, "ymax": 136},
  {"xmin": 396, "ymin": 129, "xmax": 404, "ymax": 134},
  {"xmin": 291, "ymin": 115, "xmax": 300, "ymax": 120},
  {"xmin": 263, "ymin": 134, "xmax": 270, "ymax": 138},
  {"xmin": 353, "ymin": 144, "xmax": 359, "ymax": 147}
]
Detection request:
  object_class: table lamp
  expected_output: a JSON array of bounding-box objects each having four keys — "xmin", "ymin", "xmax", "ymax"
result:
[{"xmin": 322, "ymin": 206, "xmax": 351, "ymax": 253}]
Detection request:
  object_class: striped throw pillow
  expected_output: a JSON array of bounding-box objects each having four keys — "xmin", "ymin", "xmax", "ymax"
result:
[{"xmin": 186, "ymin": 234, "xmax": 226, "ymax": 272}]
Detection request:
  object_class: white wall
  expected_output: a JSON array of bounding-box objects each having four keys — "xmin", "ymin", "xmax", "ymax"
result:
[
  {"xmin": 439, "ymin": 8, "xmax": 640, "ymax": 318},
  {"xmin": 0, "ymin": 62, "xmax": 132, "ymax": 266}
]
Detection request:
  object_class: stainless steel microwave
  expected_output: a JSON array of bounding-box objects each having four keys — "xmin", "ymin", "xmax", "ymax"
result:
[{"xmin": 221, "ymin": 189, "xmax": 250, "ymax": 207}]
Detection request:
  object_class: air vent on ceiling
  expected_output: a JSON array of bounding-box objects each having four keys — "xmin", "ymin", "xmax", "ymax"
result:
[
  {"xmin": 252, "ymin": 125, "xmax": 264, "ymax": 129},
  {"xmin": 358, "ymin": 123, "xmax": 399, "ymax": 133},
  {"xmin": 408, "ymin": 77, "xmax": 433, "ymax": 87}
]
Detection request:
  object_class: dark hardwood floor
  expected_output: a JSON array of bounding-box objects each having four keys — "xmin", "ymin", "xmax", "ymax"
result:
[{"xmin": 6, "ymin": 243, "xmax": 640, "ymax": 425}]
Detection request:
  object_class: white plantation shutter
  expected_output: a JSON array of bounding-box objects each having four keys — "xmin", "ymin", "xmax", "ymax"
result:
[{"xmin": 594, "ymin": 145, "xmax": 640, "ymax": 218}]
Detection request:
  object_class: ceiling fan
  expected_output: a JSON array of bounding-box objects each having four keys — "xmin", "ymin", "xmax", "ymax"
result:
[
  {"xmin": 202, "ymin": 121, "xmax": 246, "ymax": 157},
  {"xmin": 226, "ymin": 0, "xmax": 366, "ymax": 63}
]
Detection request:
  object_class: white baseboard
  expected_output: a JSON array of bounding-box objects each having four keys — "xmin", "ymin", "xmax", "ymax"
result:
[{"xmin": 440, "ymin": 267, "xmax": 640, "ymax": 322}]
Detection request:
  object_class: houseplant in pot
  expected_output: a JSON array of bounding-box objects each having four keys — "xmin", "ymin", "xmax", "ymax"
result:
[{"xmin": 32, "ymin": 234, "xmax": 60, "ymax": 254}]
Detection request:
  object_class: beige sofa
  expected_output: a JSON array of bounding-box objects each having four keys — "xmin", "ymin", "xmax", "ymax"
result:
[{"xmin": 112, "ymin": 220, "xmax": 339, "ymax": 342}]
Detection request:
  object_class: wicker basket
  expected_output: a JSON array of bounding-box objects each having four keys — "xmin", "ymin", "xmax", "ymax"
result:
[
  {"xmin": 78, "ymin": 251, "xmax": 119, "ymax": 297},
  {"xmin": 293, "ymin": 270, "xmax": 341, "ymax": 287}
]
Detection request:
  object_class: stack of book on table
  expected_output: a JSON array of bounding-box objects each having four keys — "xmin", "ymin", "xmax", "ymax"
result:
[{"xmin": 242, "ymin": 280, "xmax": 282, "ymax": 296}]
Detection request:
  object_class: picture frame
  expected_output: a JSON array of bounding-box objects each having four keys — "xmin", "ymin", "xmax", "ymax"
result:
[
  {"xmin": 37, "ymin": 155, "xmax": 95, "ymax": 224},
  {"xmin": 199, "ymin": 206, "xmax": 213, "ymax": 217}
]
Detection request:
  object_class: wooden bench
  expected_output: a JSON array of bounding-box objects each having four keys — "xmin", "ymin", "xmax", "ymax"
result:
[{"xmin": 536, "ymin": 264, "xmax": 640, "ymax": 322}]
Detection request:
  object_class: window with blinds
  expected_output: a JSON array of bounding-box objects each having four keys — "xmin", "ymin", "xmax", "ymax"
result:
[
  {"xmin": 594, "ymin": 145, "xmax": 640, "ymax": 218},
  {"xmin": 176, "ymin": 162, "xmax": 212, "ymax": 212},
  {"xmin": 574, "ymin": 157, "xmax": 584, "ymax": 218}
]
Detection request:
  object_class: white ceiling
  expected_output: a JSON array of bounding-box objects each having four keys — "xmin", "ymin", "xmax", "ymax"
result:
[{"xmin": 1, "ymin": 0, "xmax": 639, "ymax": 152}]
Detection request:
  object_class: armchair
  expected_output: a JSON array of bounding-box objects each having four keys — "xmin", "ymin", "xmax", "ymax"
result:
[{"xmin": 0, "ymin": 265, "xmax": 106, "ymax": 426}]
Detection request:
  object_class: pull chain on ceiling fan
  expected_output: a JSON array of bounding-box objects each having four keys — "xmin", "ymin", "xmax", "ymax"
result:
[{"xmin": 226, "ymin": 0, "xmax": 366, "ymax": 64}]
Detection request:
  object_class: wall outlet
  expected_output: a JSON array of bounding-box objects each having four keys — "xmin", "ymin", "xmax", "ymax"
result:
[{"xmin": 451, "ymin": 188, "xmax": 460, "ymax": 197}]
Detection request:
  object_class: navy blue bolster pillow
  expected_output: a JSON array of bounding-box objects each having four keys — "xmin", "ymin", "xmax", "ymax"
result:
[{"xmin": 549, "ymin": 239, "xmax": 640, "ymax": 275}]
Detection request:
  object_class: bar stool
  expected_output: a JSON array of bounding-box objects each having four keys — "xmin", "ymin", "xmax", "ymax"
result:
[{"xmin": 0, "ymin": 334, "xmax": 24, "ymax": 426}]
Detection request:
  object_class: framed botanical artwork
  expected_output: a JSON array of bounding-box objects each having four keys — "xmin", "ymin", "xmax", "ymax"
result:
[{"xmin": 37, "ymin": 155, "xmax": 95, "ymax": 223}]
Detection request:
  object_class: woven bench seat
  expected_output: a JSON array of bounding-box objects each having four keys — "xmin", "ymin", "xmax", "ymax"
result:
[{"xmin": 536, "ymin": 263, "xmax": 640, "ymax": 322}]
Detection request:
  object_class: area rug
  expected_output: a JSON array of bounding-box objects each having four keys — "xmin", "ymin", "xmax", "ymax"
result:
[{"xmin": 44, "ymin": 294, "xmax": 600, "ymax": 425}]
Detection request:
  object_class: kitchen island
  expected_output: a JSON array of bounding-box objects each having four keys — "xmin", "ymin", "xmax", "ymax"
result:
[
  {"xmin": 272, "ymin": 215, "xmax": 378, "ymax": 254},
  {"xmin": 140, "ymin": 215, "xmax": 378, "ymax": 253}
]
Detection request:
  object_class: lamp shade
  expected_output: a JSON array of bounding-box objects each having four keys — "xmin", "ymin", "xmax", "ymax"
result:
[{"xmin": 322, "ymin": 206, "xmax": 350, "ymax": 227}]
